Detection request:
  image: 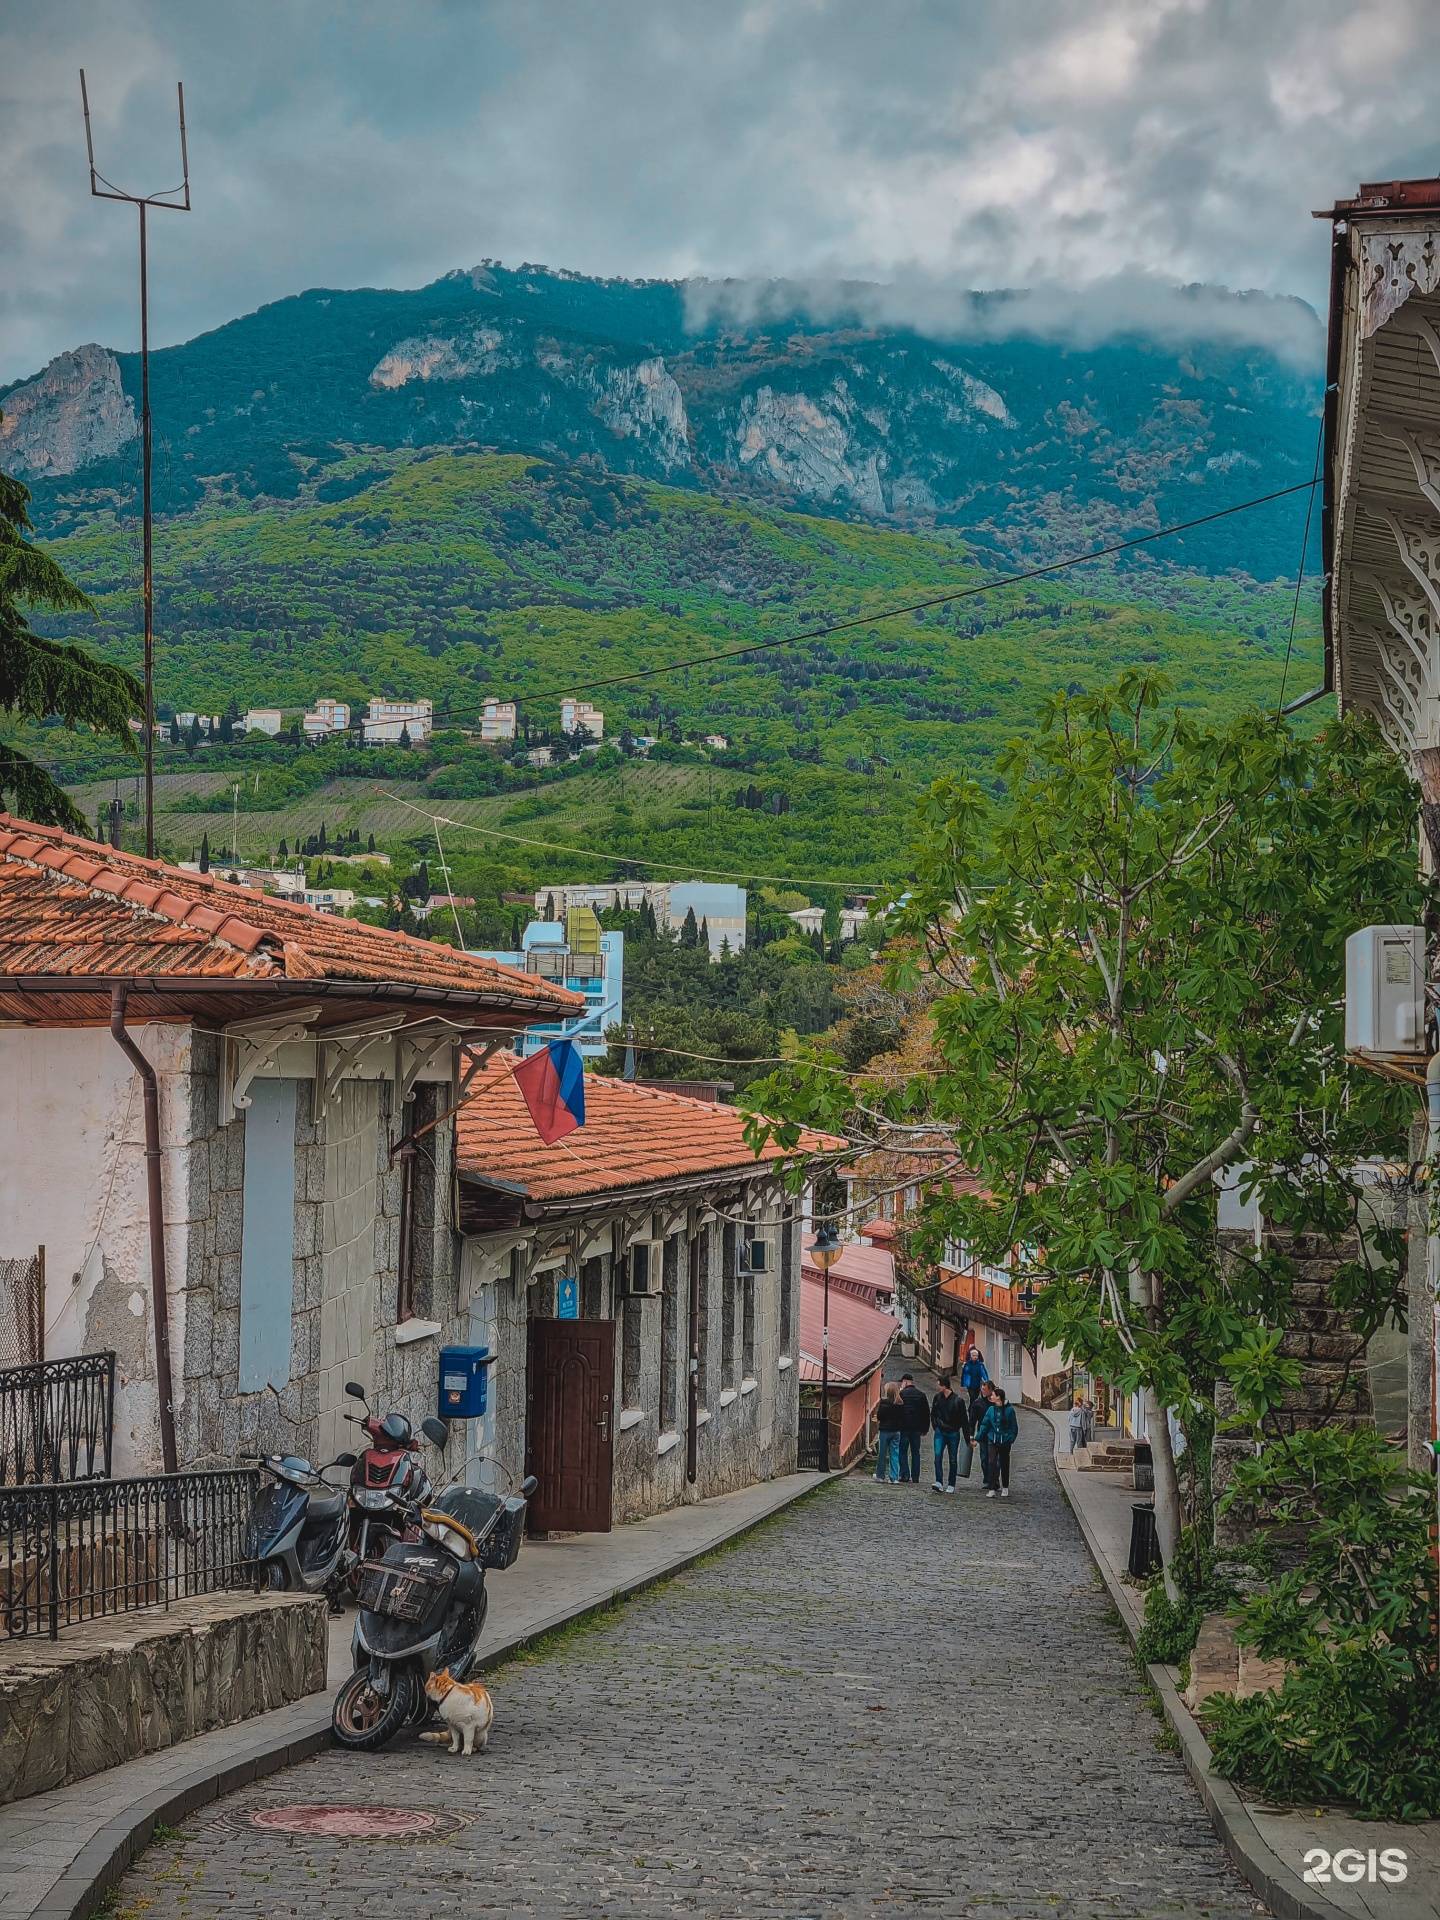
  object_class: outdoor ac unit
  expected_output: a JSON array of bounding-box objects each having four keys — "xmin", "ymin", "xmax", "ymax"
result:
[
  {"xmin": 1345, "ymin": 925, "xmax": 1427, "ymax": 1057},
  {"xmin": 627, "ymin": 1243, "xmax": 662, "ymax": 1296},
  {"xmin": 739, "ymin": 1239, "xmax": 770, "ymax": 1274}
]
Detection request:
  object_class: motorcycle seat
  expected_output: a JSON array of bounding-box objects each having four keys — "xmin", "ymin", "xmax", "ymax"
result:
[{"xmin": 307, "ymin": 1487, "xmax": 347, "ymax": 1524}]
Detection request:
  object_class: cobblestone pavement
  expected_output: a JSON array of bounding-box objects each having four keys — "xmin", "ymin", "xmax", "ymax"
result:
[{"xmin": 115, "ymin": 1418, "xmax": 1260, "ymax": 1920}]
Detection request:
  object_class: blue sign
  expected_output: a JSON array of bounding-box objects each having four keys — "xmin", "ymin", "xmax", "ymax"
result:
[{"xmin": 557, "ymin": 1275, "xmax": 579, "ymax": 1320}]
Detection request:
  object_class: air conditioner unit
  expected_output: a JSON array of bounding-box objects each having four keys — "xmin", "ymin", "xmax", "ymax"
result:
[
  {"xmin": 627, "ymin": 1243, "xmax": 662, "ymax": 1296},
  {"xmin": 1345, "ymin": 925, "xmax": 1427, "ymax": 1057},
  {"xmin": 739, "ymin": 1239, "xmax": 770, "ymax": 1274}
]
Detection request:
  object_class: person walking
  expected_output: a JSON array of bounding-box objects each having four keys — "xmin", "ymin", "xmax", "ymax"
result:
[
  {"xmin": 959, "ymin": 1345, "xmax": 989, "ymax": 1422},
  {"xmin": 976, "ymin": 1386, "xmax": 1019, "ymax": 1498},
  {"xmin": 896, "ymin": 1373, "xmax": 930, "ymax": 1484},
  {"xmin": 1068, "ymin": 1391, "xmax": 1088, "ymax": 1454},
  {"xmin": 973, "ymin": 1379, "xmax": 996, "ymax": 1490},
  {"xmin": 930, "ymin": 1374, "xmax": 970, "ymax": 1493},
  {"xmin": 875, "ymin": 1382, "xmax": 903, "ymax": 1484}
]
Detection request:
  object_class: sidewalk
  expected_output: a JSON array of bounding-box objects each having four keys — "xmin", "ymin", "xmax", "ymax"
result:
[
  {"xmin": 1041, "ymin": 1410, "xmax": 1440, "ymax": 1920},
  {"xmin": 0, "ymin": 1469, "xmax": 836, "ymax": 1920}
]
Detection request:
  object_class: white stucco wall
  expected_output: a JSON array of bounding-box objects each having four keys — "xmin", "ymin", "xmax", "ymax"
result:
[{"xmin": 0, "ymin": 1022, "xmax": 193, "ymax": 1474}]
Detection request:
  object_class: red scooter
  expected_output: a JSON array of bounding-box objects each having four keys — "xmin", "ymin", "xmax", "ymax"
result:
[{"xmin": 341, "ymin": 1380, "xmax": 449, "ymax": 1585}]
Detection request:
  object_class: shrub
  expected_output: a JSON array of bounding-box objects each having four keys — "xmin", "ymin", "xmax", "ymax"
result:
[{"xmin": 1205, "ymin": 1427, "xmax": 1440, "ymax": 1820}]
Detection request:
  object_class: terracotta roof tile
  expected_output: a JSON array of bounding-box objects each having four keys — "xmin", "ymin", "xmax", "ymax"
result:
[
  {"xmin": 0, "ymin": 814, "xmax": 582, "ymax": 1013},
  {"xmin": 456, "ymin": 1055, "xmax": 846, "ymax": 1205}
]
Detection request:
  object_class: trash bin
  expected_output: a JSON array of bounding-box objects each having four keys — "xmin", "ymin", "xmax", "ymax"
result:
[
  {"xmin": 1132, "ymin": 1441, "xmax": 1154, "ymax": 1494},
  {"xmin": 1128, "ymin": 1502, "xmax": 1161, "ymax": 1579}
]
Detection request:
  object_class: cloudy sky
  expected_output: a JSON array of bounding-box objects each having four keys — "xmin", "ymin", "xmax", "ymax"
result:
[{"xmin": 4, "ymin": 0, "xmax": 1439, "ymax": 385}]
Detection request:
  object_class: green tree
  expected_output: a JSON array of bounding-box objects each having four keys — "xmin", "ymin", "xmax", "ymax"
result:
[
  {"xmin": 746, "ymin": 674, "xmax": 1423, "ymax": 1594},
  {"xmin": 0, "ymin": 461, "xmax": 143, "ymax": 829}
]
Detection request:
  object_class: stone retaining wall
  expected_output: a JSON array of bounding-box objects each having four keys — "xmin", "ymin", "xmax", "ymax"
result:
[{"xmin": 0, "ymin": 1590, "xmax": 326, "ymax": 1805}]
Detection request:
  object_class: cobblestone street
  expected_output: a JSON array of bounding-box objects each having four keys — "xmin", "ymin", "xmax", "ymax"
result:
[{"xmin": 116, "ymin": 1420, "xmax": 1259, "ymax": 1919}]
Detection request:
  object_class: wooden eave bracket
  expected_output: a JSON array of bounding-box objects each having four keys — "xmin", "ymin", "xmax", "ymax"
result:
[{"xmin": 221, "ymin": 1004, "xmax": 323, "ymax": 1115}]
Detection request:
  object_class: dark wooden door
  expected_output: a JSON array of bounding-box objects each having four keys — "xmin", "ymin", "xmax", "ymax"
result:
[{"xmin": 526, "ymin": 1318, "xmax": 614, "ymax": 1532}]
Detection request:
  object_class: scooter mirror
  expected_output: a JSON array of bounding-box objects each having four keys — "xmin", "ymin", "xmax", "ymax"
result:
[
  {"xmin": 421, "ymin": 1416, "xmax": 450, "ymax": 1449},
  {"xmin": 344, "ymin": 1381, "xmax": 367, "ymax": 1400},
  {"xmin": 334, "ymin": 1451, "xmax": 358, "ymax": 1468},
  {"xmin": 520, "ymin": 1475, "xmax": 538, "ymax": 1499}
]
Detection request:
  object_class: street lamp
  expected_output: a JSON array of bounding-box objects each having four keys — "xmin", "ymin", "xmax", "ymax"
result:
[{"xmin": 809, "ymin": 1223, "xmax": 843, "ymax": 1472}]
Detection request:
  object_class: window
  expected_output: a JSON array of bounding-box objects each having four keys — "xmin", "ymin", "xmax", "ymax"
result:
[
  {"xmin": 239, "ymin": 1079, "xmax": 297, "ymax": 1392},
  {"xmin": 721, "ymin": 1223, "xmax": 737, "ymax": 1388},
  {"xmin": 779, "ymin": 1219, "xmax": 794, "ymax": 1354},
  {"xmin": 1002, "ymin": 1336, "xmax": 1023, "ymax": 1375},
  {"xmin": 742, "ymin": 1270, "xmax": 755, "ymax": 1379},
  {"xmin": 695, "ymin": 1228, "xmax": 710, "ymax": 1400},
  {"xmin": 581, "ymin": 1256, "xmax": 606, "ymax": 1321},
  {"xmin": 660, "ymin": 1235, "xmax": 679, "ymax": 1431}
]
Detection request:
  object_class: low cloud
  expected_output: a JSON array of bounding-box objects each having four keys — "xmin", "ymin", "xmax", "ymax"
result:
[
  {"xmin": 2, "ymin": 0, "xmax": 1435, "ymax": 385},
  {"xmin": 682, "ymin": 274, "xmax": 1323, "ymax": 361}
]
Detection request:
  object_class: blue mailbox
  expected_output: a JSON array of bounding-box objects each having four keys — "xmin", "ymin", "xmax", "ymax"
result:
[{"xmin": 438, "ymin": 1345, "xmax": 492, "ymax": 1420}]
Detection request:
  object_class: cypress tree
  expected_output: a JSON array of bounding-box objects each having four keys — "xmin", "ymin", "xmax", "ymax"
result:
[{"xmin": 199, "ymin": 832, "xmax": 210, "ymax": 873}]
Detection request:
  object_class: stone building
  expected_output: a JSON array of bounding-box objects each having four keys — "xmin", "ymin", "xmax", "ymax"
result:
[
  {"xmin": 451, "ymin": 1059, "xmax": 842, "ymax": 1528},
  {"xmin": 0, "ymin": 815, "xmax": 577, "ymax": 1476}
]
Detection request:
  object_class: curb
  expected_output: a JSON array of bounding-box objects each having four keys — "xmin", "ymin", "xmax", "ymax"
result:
[
  {"xmin": 26, "ymin": 1470, "xmax": 840, "ymax": 1920},
  {"xmin": 1042, "ymin": 1416, "xmax": 1353, "ymax": 1920}
]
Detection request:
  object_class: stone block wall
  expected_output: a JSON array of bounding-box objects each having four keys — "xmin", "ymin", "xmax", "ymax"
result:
[
  {"xmin": 1213, "ymin": 1227, "xmax": 1373, "ymax": 1552},
  {"xmin": 0, "ymin": 1591, "xmax": 326, "ymax": 1805}
]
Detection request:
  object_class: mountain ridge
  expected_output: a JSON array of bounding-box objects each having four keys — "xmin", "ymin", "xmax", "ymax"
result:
[{"xmin": 1, "ymin": 264, "xmax": 1322, "ymax": 579}]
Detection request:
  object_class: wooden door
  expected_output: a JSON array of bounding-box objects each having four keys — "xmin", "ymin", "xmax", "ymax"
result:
[{"xmin": 526, "ymin": 1319, "xmax": 614, "ymax": 1532}]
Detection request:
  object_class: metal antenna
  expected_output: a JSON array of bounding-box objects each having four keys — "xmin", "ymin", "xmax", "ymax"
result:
[{"xmin": 80, "ymin": 70, "xmax": 191, "ymax": 859}]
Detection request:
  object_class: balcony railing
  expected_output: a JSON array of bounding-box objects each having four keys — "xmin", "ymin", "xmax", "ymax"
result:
[
  {"xmin": 0, "ymin": 1468, "xmax": 258, "ymax": 1639},
  {"xmin": 0, "ymin": 1351, "xmax": 115, "ymax": 1485}
]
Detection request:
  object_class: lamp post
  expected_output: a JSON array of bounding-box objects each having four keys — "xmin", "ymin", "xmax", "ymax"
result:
[{"xmin": 809, "ymin": 1223, "xmax": 843, "ymax": 1471}]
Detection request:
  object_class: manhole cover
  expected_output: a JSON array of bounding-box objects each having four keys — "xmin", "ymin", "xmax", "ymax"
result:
[{"xmin": 228, "ymin": 1805, "xmax": 470, "ymax": 1841}]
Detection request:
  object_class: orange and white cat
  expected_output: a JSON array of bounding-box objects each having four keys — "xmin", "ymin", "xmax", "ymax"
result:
[{"xmin": 424, "ymin": 1668, "xmax": 494, "ymax": 1755}]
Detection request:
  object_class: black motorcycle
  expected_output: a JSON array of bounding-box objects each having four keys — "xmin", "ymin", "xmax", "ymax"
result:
[
  {"xmin": 330, "ymin": 1471, "xmax": 537, "ymax": 1751},
  {"xmin": 246, "ymin": 1449, "xmax": 357, "ymax": 1598}
]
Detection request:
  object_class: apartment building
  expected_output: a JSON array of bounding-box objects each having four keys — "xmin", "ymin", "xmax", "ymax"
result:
[
  {"xmin": 480, "ymin": 699, "xmax": 518, "ymax": 743},
  {"xmin": 303, "ymin": 698, "xmax": 351, "ymax": 739},
  {"xmin": 363, "ymin": 697, "xmax": 433, "ymax": 745},
  {"xmin": 560, "ymin": 697, "xmax": 604, "ymax": 739},
  {"xmin": 242, "ymin": 709, "xmax": 283, "ymax": 737}
]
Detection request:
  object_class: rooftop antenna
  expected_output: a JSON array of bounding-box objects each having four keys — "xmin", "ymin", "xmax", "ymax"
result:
[{"xmin": 80, "ymin": 70, "xmax": 191, "ymax": 860}]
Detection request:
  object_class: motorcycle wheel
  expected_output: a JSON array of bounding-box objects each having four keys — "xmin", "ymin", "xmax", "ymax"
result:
[{"xmin": 330, "ymin": 1666, "xmax": 416, "ymax": 1751}]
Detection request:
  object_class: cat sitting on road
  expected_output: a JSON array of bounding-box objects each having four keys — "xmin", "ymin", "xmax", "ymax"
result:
[{"xmin": 424, "ymin": 1668, "xmax": 494, "ymax": 1755}]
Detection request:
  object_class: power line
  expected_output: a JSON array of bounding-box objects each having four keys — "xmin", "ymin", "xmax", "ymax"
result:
[
  {"xmin": 378, "ymin": 789, "xmax": 892, "ymax": 889},
  {"xmin": 437, "ymin": 477, "xmax": 1322, "ymax": 726},
  {"xmin": 1276, "ymin": 417, "xmax": 1326, "ymax": 718}
]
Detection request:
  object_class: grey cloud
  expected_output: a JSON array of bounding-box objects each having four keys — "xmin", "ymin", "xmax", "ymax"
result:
[{"xmin": 2, "ymin": 0, "xmax": 1437, "ymax": 386}]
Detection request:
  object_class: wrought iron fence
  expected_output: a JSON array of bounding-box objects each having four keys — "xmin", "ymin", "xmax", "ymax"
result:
[
  {"xmin": 797, "ymin": 1408, "xmax": 829, "ymax": 1471},
  {"xmin": 0, "ymin": 1352, "xmax": 116, "ymax": 1485},
  {"xmin": 0, "ymin": 1468, "xmax": 258, "ymax": 1640}
]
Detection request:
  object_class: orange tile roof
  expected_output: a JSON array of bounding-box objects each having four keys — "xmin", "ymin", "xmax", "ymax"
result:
[
  {"xmin": 0, "ymin": 816, "xmax": 580, "ymax": 1014},
  {"xmin": 455, "ymin": 1055, "xmax": 846, "ymax": 1205}
]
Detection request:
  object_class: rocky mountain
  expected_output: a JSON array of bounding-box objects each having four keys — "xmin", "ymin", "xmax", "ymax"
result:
[{"xmin": 1, "ymin": 264, "xmax": 1323, "ymax": 577}]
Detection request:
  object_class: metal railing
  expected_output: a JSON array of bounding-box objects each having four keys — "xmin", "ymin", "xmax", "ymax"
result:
[
  {"xmin": 0, "ymin": 1352, "xmax": 116, "ymax": 1485},
  {"xmin": 0, "ymin": 1468, "xmax": 258, "ymax": 1640},
  {"xmin": 797, "ymin": 1408, "xmax": 828, "ymax": 1471}
]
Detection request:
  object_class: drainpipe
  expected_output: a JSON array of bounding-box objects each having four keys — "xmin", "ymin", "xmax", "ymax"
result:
[
  {"xmin": 110, "ymin": 983, "xmax": 179, "ymax": 1475},
  {"xmin": 686, "ymin": 1231, "xmax": 700, "ymax": 1485},
  {"xmin": 1427, "ymin": 1051, "xmax": 1440, "ymax": 1635}
]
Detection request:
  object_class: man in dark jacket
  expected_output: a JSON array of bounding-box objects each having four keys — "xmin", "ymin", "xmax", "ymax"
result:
[
  {"xmin": 896, "ymin": 1373, "xmax": 930, "ymax": 1484},
  {"xmin": 929, "ymin": 1375, "xmax": 971, "ymax": 1493}
]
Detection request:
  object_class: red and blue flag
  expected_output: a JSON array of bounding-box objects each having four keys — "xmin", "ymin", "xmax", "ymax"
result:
[{"xmin": 514, "ymin": 1040, "xmax": 586, "ymax": 1145}]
